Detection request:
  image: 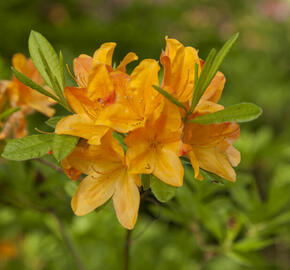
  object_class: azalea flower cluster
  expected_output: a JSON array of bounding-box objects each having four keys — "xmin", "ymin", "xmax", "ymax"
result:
[
  {"xmin": 54, "ymin": 38, "xmax": 240, "ymax": 229},
  {"xmin": 0, "ymin": 54, "xmax": 54, "ymax": 139}
]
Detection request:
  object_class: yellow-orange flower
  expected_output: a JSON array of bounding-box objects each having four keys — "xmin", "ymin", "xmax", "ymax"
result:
[
  {"xmin": 56, "ymin": 42, "xmax": 161, "ymax": 144},
  {"xmin": 62, "ymin": 132, "xmax": 141, "ymax": 230},
  {"xmin": 183, "ymin": 121, "xmax": 240, "ymax": 182},
  {"xmin": 0, "ymin": 53, "xmax": 55, "ymax": 139},
  {"xmin": 7, "ymin": 53, "xmax": 55, "ymax": 117},
  {"xmin": 125, "ymin": 101, "xmax": 184, "ymax": 187},
  {"xmin": 160, "ymin": 37, "xmax": 200, "ymax": 103},
  {"xmin": 161, "ymin": 37, "xmax": 240, "ymax": 181}
]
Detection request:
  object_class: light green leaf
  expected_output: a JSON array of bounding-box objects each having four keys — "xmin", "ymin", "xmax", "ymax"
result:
[
  {"xmin": 0, "ymin": 107, "xmax": 20, "ymax": 120},
  {"xmin": 2, "ymin": 134, "xmax": 54, "ymax": 161},
  {"xmin": 59, "ymin": 51, "xmax": 65, "ymax": 89},
  {"xmin": 12, "ymin": 67, "xmax": 59, "ymax": 102},
  {"xmin": 28, "ymin": 30, "xmax": 63, "ymax": 92},
  {"xmin": 189, "ymin": 103, "xmax": 262, "ymax": 124},
  {"xmin": 45, "ymin": 116, "xmax": 65, "ymax": 128},
  {"xmin": 141, "ymin": 174, "xmax": 151, "ymax": 191},
  {"xmin": 150, "ymin": 175, "xmax": 177, "ymax": 203},
  {"xmin": 52, "ymin": 134, "xmax": 79, "ymax": 162},
  {"xmin": 153, "ymin": 85, "xmax": 187, "ymax": 112},
  {"xmin": 233, "ymin": 237, "xmax": 274, "ymax": 252}
]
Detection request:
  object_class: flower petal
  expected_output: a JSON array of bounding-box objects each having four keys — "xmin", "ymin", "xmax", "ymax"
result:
[
  {"xmin": 55, "ymin": 114, "xmax": 108, "ymax": 145},
  {"xmin": 193, "ymin": 146, "xmax": 236, "ymax": 182},
  {"xmin": 87, "ymin": 64, "xmax": 114, "ymax": 101},
  {"xmin": 113, "ymin": 171, "xmax": 140, "ymax": 230},
  {"xmin": 93, "ymin": 42, "xmax": 116, "ymax": 66},
  {"xmin": 73, "ymin": 54, "xmax": 93, "ymax": 87},
  {"xmin": 116, "ymin": 52, "xmax": 138, "ymax": 72},
  {"xmin": 153, "ymin": 148, "xmax": 183, "ymax": 187},
  {"xmin": 71, "ymin": 174, "xmax": 116, "ymax": 216},
  {"xmin": 96, "ymin": 103, "xmax": 145, "ymax": 133}
]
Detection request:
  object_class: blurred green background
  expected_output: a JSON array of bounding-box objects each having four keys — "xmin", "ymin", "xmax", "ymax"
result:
[{"xmin": 1, "ymin": 0, "xmax": 290, "ymax": 269}]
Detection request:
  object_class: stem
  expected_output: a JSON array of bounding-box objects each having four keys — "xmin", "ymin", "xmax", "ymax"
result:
[
  {"xmin": 124, "ymin": 229, "xmax": 132, "ymax": 270},
  {"xmin": 52, "ymin": 211, "xmax": 87, "ymax": 270},
  {"xmin": 35, "ymin": 158, "xmax": 63, "ymax": 173}
]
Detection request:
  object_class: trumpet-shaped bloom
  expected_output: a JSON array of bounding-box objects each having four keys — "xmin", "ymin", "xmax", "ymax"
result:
[
  {"xmin": 8, "ymin": 53, "xmax": 55, "ymax": 117},
  {"xmin": 0, "ymin": 54, "xmax": 55, "ymax": 139},
  {"xmin": 125, "ymin": 101, "xmax": 184, "ymax": 187},
  {"xmin": 56, "ymin": 42, "xmax": 162, "ymax": 143},
  {"xmin": 160, "ymin": 37, "xmax": 200, "ymax": 103},
  {"xmin": 62, "ymin": 132, "xmax": 141, "ymax": 230}
]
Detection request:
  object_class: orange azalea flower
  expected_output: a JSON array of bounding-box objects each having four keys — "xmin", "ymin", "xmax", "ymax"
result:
[
  {"xmin": 56, "ymin": 42, "xmax": 161, "ymax": 143},
  {"xmin": 125, "ymin": 101, "xmax": 184, "ymax": 187},
  {"xmin": 62, "ymin": 132, "xmax": 141, "ymax": 230},
  {"xmin": 183, "ymin": 73, "xmax": 240, "ymax": 182},
  {"xmin": 160, "ymin": 37, "xmax": 240, "ymax": 182},
  {"xmin": 183, "ymin": 121, "xmax": 240, "ymax": 182},
  {"xmin": 7, "ymin": 53, "xmax": 55, "ymax": 117},
  {"xmin": 0, "ymin": 54, "xmax": 55, "ymax": 139},
  {"xmin": 160, "ymin": 36, "xmax": 200, "ymax": 103}
]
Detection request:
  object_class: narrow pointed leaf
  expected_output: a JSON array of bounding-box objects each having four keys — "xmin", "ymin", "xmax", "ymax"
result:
[
  {"xmin": 190, "ymin": 49, "xmax": 216, "ymax": 111},
  {"xmin": 52, "ymin": 134, "xmax": 79, "ymax": 162},
  {"xmin": 12, "ymin": 67, "xmax": 59, "ymax": 102},
  {"xmin": 59, "ymin": 51, "xmax": 65, "ymax": 89},
  {"xmin": 150, "ymin": 175, "xmax": 177, "ymax": 203},
  {"xmin": 153, "ymin": 85, "xmax": 187, "ymax": 112},
  {"xmin": 0, "ymin": 107, "xmax": 20, "ymax": 120},
  {"xmin": 207, "ymin": 33, "xmax": 239, "ymax": 87},
  {"xmin": 2, "ymin": 134, "xmax": 54, "ymax": 161},
  {"xmin": 45, "ymin": 116, "xmax": 65, "ymax": 128},
  {"xmin": 189, "ymin": 103, "xmax": 262, "ymax": 124}
]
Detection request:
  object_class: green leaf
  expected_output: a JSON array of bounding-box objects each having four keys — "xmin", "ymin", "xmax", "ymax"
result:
[
  {"xmin": 189, "ymin": 103, "xmax": 262, "ymax": 124},
  {"xmin": 150, "ymin": 175, "xmax": 177, "ymax": 203},
  {"xmin": 190, "ymin": 34, "xmax": 239, "ymax": 113},
  {"xmin": 112, "ymin": 131, "xmax": 127, "ymax": 152},
  {"xmin": 59, "ymin": 51, "xmax": 65, "ymax": 89},
  {"xmin": 190, "ymin": 49, "xmax": 216, "ymax": 112},
  {"xmin": 12, "ymin": 67, "xmax": 59, "ymax": 102},
  {"xmin": 200, "ymin": 169, "xmax": 225, "ymax": 184},
  {"xmin": 233, "ymin": 237, "xmax": 274, "ymax": 252},
  {"xmin": 45, "ymin": 116, "xmax": 65, "ymax": 128},
  {"xmin": 28, "ymin": 30, "xmax": 63, "ymax": 92},
  {"xmin": 52, "ymin": 134, "xmax": 79, "ymax": 162},
  {"xmin": 152, "ymin": 85, "xmax": 188, "ymax": 112},
  {"xmin": 0, "ymin": 107, "xmax": 20, "ymax": 120},
  {"xmin": 207, "ymin": 33, "xmax": 239, "ymax": 87},
  {"xmin": 141, "ymin": 174, "xmax": 151, "ymax": 191},
  {"xmin": 2, "ymin": 134, "xmax": 54, "ymax": 161}
]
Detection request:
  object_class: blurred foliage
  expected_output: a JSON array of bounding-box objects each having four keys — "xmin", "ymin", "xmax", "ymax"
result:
[{"xmin": 1, "ymin": 0, "xmax": 290, "ymax": 269}]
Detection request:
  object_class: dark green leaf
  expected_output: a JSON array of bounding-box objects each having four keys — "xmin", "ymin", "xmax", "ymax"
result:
[
  {"xmin": 207, "ymin": 33, "xmax": 239, "ymax": 88},
  {"xmin": 45, "ymin": 116, "xmax": 65, "ymax": 128},
  {"xmin": 2, "ymin": 134, "xmax": 54, "ymax": 161},
  {"xmin": 150, "ymin": 175, "xmax": 177, "ymax": 203},
  {"xmin": 112, "ymin": 131, "xmax": 127, "ymax": 152},
  {"xmin": 12, "ymin": 67, "xmax": 59, "ymax": 102},
  {"xmin": 153, "ymin": 85, "xmax": 187, "ymax": 112},
  {"xmin": 189, "ymin": 103, "xmax": 262, "ymax": 124},
  {"xmin": 52, "ymin": 134, "xmax": 79, "ymax": 162},
  {"xmin": 141, "ymin": 174, "xmax": 151, "ymax": 191},
  {"xmin": 190, "ymin": 49, "xmax": 216, "ymax": 111}
]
